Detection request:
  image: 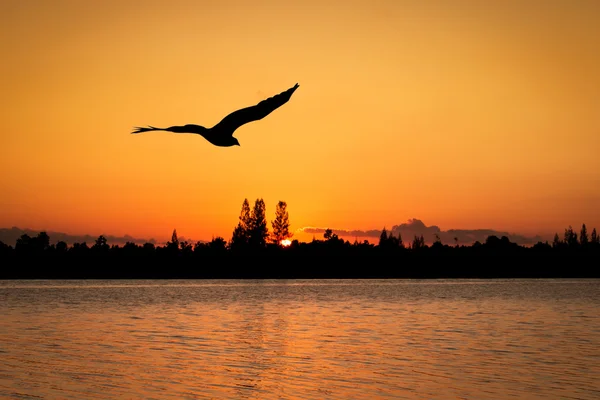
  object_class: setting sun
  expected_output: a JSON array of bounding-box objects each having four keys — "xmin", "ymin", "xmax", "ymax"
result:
[
  {"xmin": 1, "ymin": 0, "xmax": 599, "ymax": 246},
  {"xmin": 0, "ymin": 2, "xmax": 599, "ymax": 399}
]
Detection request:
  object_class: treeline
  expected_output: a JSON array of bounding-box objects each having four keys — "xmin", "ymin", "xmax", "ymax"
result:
[{"xmin": 0, "ymin": 199, "xmax": 598, "ymax": 279}]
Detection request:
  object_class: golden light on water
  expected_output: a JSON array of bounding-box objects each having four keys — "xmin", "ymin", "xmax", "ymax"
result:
[{"xmin": 281, "ymin": 239, "xmax": 292, "ymax": 247}]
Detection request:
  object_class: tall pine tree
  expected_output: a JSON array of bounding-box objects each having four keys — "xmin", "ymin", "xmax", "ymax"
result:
[
  {"xmin": 580, "ymin": 223, "xmax": 589, "ymax": 246},
  {"xmin": 230, "ymin": 198, "xmax": 251, "ymax": 250},
  {"xmin": 271, "ymin": 201, "xmax": 291, "ymax": 244},
  {"xmin": 249, "ymin": 198, "xmax": 269, "ymax": 248}
]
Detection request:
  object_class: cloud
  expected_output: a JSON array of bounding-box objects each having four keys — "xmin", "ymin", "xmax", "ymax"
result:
[
  {"xmin": 0, "ymin": 227, "xmax": 157, "ymax": 247},
  {"xmin": 299, "ymin": 218, "xmax": 546, "ymax": 246}
]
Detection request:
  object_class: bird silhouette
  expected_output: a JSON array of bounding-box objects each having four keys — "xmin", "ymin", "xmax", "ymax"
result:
[{"xmin": 132, "ymin": 83, "xmax": 299, "ymax": 147}]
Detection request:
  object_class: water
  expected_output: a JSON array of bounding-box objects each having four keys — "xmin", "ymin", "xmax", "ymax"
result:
[{"xmin": 0, "ymin": 279, "xmax": 599, "ymax": 399}]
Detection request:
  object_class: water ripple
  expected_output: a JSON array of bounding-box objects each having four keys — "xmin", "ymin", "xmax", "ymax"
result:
[{"xmin": 0, "ymin": 279, "xmax": 599, "ymax": 399}]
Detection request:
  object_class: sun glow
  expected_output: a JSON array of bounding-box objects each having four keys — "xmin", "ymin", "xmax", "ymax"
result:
[{"xmin": 281, "ymin": 239, "xmax": 292, "ymax": 247}]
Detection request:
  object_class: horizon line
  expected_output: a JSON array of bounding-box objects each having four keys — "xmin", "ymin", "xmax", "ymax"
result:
[{"xmin": 1, "ymin": 220, "xmax": 590, "ymax": 247}]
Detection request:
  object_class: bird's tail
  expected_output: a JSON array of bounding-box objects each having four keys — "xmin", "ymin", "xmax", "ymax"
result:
[{"xmin": 131, "ymin": 125, "xmax": 163, "ymax": 134}]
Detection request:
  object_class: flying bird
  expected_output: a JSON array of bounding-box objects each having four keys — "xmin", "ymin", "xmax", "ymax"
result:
[{"xmin": 131, "ymin": 83, "xmax": 300, "ymax": 147}]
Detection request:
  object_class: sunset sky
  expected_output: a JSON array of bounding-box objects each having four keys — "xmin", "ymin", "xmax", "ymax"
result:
[{"xmin": 1, "ymin": 0, "xmax": 599, "ymax": 245}]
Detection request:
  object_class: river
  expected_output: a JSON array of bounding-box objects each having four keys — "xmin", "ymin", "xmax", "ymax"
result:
[{"xmin": 1, "ymin": 279, "xmax": 598, "ymax": 399}]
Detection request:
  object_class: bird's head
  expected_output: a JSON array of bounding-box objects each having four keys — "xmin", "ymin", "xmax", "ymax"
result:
[{"xmin": 232, "ymin": 137, "xmax": 240, "ymax": 146}]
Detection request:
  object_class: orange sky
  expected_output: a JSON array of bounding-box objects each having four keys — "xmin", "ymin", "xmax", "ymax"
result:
[{"xmin": 1, "ymin": 0, "xmax": 599, "ymax": 244}]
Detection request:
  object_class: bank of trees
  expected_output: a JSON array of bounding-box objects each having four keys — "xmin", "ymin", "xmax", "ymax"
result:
[{"xmin": 0, "ymin": 199, "xmax": 598, "ymax": 279}]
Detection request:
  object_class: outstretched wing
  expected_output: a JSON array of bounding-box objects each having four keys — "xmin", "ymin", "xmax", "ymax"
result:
[
  {"xmin": 212, "ymin": 83, "xmax": 299, "ymax": 136},
  {"xmin": 131, "ymin": 125, "xmax": 160, "ymax": 134}
]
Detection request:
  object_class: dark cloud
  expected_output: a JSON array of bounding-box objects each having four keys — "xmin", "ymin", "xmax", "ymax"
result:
[
  {"xmin": 0, "ymin": 227, "xmax": 157, "ymax": 247},
  {"xmin": 299, "ymin": 218, "xmax": 547, "ymax": 246}
]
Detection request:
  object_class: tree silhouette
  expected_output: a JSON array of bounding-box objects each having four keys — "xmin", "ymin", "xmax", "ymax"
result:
[
  {"xmin": 143, "ymin": 242, "xmax": 155, "ymax": 252},
  {"xmin": 208, "ymin": 236, "xmax": 227, "ymax": 253},
  {"xmin": 323, "ymin": 228, "xmax": 341, "ymax": 242},
  {"xmin": 0, "ymin": 240, "xmax": 12, "ymax": 259},
  {"xmin": 71, "ymin": 242, "xmax": 89, "ymax": 255},
  {"xmin": 15, "ymin": 234, "xmax": 31, "ymax": 254},
  {"xmin": 166, "ymin": 229, "xmax": 179, "ymax": 252},
  {"xmin": 248, "ymin": 198, "xmax": 268, "ymax": 248},
  {"xmin": 388, "ymin": 233, "xmax": 401, "ymax": 248},
  {"xmin": 92, "ymin": 235, "xmax": 109, "ymax": 252},
  {"xmin": 552, "ymin": 233, "xmax": 562, "ymax": 248},
  {"xmin": 1, "ymin": 221, "xmax": 600, "ymax": 279},
  {"xmin": 230, "ymin": 198, "xmax": 251, "ymax": 250},
  {"xmin": 412, "ymin": 235, "xmax": 425, "ymax": 250},
  {"xmin": 271, "ymin": 200, "xmax": 291, "ymax": 245},
  {"xmin": 564, "ymin": 225, "xmax": 578, "ymax": 248},
  {"xmin": 56, "ymin": 241, "xmax": 68, "ymax": 254},
  {"xmin": 180, "ymin": 240, "xmax": 193, "ymax": 254},
  {"xmin": 580, "ymin": 224, "xmax": 588, "ymax": 246},
  {"xmin": 1, "ymin": 195, "xmax": 600, "ymax": 280},
  {"xmin": 35, "ymin": 232, "xmax": 50, "ymax": 252},
  {"xmin": 14, "ymin": 233, "xmax": 49, "ymax": 255},
  {"xmin": 379, "ymin": 227, "xmax": 388, "ymax": 246},
  {"xmin": 379, "ymin": 228, "xmax": 402, "ymax": 250}
]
